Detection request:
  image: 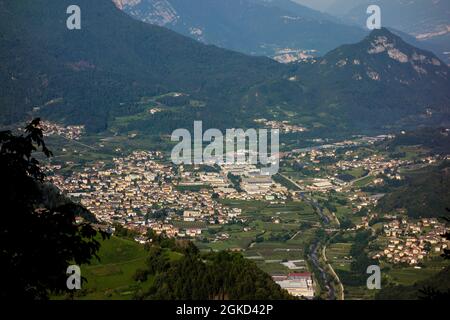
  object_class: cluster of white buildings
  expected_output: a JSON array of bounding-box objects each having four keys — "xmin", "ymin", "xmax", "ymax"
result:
[
  {"xmin": 254, "ymin": 118, "xmax": 307, "ymax": 133},
  {"xmin": 45, "ymin": 150, "xmax": 295, "ymax": 242},
  {"xmin": 272, "ymin": 273, "xmax": 314, "ymax": 299},
  {"xmin": 39, "ymin": 120, "xmax": 85, "ymax": 140},
  {"xmin": 46, "ymin": 151, "xmax": 241, "ymax": 239},
  {"xmin": 272, "ymin": 48, "xmax": 316, "ymax": 64},
  {"xmin": 185, "ymin": 164, "xmax": 290, "ymax": 201},
  {"xmin": 374, "ymin": 218, "xmax": 449, "ymax": 265}
]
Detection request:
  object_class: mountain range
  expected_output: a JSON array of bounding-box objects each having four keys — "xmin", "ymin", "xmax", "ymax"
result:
[
  {"xmin": 294, "ymin": 1, "xmax": 450, "ymax": 65},
  {"xmin": 0, "ymin": 0, "xmax": 285, "ymax": 132},
  {"xmin": 0, "ymin": 0, "xmax": 449, "ymax": 136},
  {"xmin": 342, "ymin": 0, "xmax": 450, "ymax": 64},
  {"xmin": 294, "ymin": 28, "xmax": 450, "ymax": 130},
  {"xmin": 345, "ymin": 0, "xmax": 449, "ymax": 37},
  {"xmin": 112, "ymin": 0, "xmax": 367, "ymax": 60}
]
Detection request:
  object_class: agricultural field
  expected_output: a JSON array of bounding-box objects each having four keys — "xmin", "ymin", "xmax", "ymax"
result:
[
  {"xmin": 196, "ymin": 199, "xmax": 321, "ymax": 274},
  {"xmin": 273, "ymin": 173, "xmax": 300, "ymax": 191},
  {"xmin": 221, "ymin": 199, "xmax": 319, "ymax": 223},
  {"xmin": 326, "ymin": 241, "xmax": 376, "ymax": 300},
  {"xmin": 383, "ymin": 255, "xmax": 450, "ymax": 287},
  {"xmin": 326, "ymin": 242, "xmax": 353, "ymax": 273},
  {"xmin": 392, "ymin": 145, "xmax": 431, "ymax": 161},
  {"xmin": 196, "ymin": 227, "xmax": 262, "ymax": 251},
  {"xmin": 340, "ymin": 167, "xmax": 368, "ymax": 180},
  {"xmin": 243, "ymin": 227, "xmax": 318, "ymax": 275},
  {"xmin": 352, "ymin": 175, "xmax": 375, "ymax": 188}
]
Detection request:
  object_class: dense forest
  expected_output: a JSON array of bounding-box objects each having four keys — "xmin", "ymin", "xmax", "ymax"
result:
[
  {"xmin": 382, "ymin": 127, "xmax": 450, "ymax": 155},
  {"xmin": 377, "ymin": 161, "xmax": 450, "ymax": 218}
]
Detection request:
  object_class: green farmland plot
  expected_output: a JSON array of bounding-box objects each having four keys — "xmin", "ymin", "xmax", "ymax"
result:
[
  {"xmin": 326, "ymin": 243, "xmax": 353, "ymax": 272},
  {"xmin": 384, "ymin": 256, "xmax": 450, "ymax": 286},
  {"xmin": 221, "ymin": 200, "xmax": 319, "ymax": 223}
]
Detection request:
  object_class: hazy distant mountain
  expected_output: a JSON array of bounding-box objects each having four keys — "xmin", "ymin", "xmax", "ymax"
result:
[
  {"xmin": 323, "ymin": 0, "xmax": 362, "ymax": 15},
  {"xmin": 112, "ymin": 0, "xmax": 367, "ymax": 59},
  {"xmin": 260, "ymin": 0, "xmax": 341, "ymax": 22},
  {"xmin": 343, "ymin": 0, "xmax": 450, "ymax": 63},
  {"xmin": 290, "ymin": 0, "xmax": 332, "ymax": 11},
  {"xmin": 294, "ymin": 28, "xmax": 450, "ymax": 129},
  {"xmin": 345, "ymin": 0, "xmax": 449, "ymax": 36},
  {"xmin": 292, "ymin": 0, "xmax": 361, "ymax": 15}
]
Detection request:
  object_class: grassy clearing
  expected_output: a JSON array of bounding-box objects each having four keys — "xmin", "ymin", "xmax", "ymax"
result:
[{"xmin": 55, "ymin": 236, "xmax": 149, "ymax": 300}]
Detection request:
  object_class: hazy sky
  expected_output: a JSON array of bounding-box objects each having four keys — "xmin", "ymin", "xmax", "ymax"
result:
[{"xmin": 292, "ymin": 0, "xmax": 336, "ymax": 11}]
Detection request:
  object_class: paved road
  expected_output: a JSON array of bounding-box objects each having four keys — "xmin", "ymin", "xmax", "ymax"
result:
[
  {"xmin": 279, "ymin": 173, "xmax": 343, "ymax": 299},
  {"xmin": 308, "ymin": 240, "xmax": 336, "ymax": 300},
  {"xmin": 323, "ymin": 242, "xmax": 345, "ymax": 300}
]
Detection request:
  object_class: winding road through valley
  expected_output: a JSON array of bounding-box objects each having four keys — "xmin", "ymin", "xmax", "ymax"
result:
[{"xmin": 279, "ymin": 173, "xmax": 343, "ymax": 300}]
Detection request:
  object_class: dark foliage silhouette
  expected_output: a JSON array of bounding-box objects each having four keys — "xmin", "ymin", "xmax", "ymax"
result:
[{"xmin": 0, "ymin": 119, "xmax": 106, "ymax": 299}]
